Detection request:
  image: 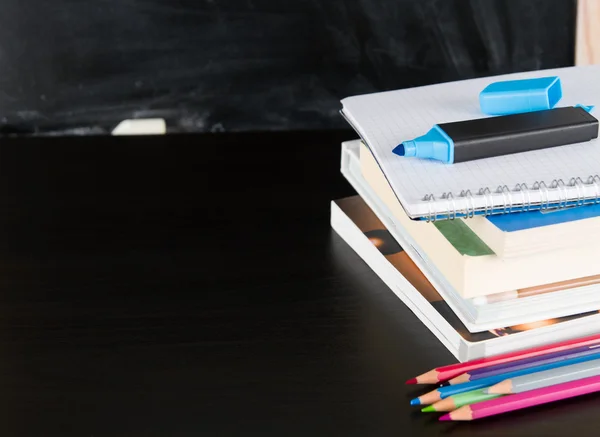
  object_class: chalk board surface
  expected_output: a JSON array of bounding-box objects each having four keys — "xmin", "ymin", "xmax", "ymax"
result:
[{"xmin": 0, "ymin": 0, "xmax": 576, "ymax": 134}]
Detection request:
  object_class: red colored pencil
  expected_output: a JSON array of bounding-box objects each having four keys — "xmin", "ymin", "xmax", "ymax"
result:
[{"xmin": 407, "ymin": 333, "xmax": 600, "ymax": 384}]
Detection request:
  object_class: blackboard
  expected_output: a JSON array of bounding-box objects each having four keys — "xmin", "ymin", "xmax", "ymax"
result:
[{"xmin": 0, "ymin": 0, "xmax": 577, "ymax": 134}]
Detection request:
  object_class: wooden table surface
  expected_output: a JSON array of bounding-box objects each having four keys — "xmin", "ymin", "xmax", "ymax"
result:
[{"xmin": 0, "ymin": 131, "xmax": 598, "ymax": 436}]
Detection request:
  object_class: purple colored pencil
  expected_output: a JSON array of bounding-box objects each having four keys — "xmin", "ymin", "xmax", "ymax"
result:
[{"xmin": 449, "ymin": 344, "xmax": 600, "ymax": 384}]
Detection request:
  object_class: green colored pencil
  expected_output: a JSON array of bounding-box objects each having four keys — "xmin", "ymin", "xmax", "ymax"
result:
[{"xmin": 421, "ymin": 389, "xmax": 502, "ymax": 412}]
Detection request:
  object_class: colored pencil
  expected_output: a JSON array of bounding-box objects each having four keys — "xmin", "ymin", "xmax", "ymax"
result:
[
  {"xmin": 486, "ymin": 358, "xmax": 600, "ymax": 395},
  {"xmin": 412, "ymin": 348, "xmax": 600, "ymax": 403},
  {"xmin": 410, "ymin": 388, "xmax": 443, "ymax": 406},
  {"xmin": 448, "ymin": 344, "xmax": 600, "ymax": 384},
  {"xmin": 440, "ymin": 374, "xmax": 600, "ymax": 421},
  {"xmin": 421, "ymin": 389, "xmax": 501, "ymax": 412},
  {"xmin": 407, "ymin": 332, "xmax": 600, "ymax": 384}
]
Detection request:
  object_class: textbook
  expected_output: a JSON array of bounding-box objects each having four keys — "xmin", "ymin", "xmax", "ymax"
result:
[
  {"xmin": 330, "ymin": 195, "xmax": 600, "ymax": 362},
  {"xmin": 340, "ymin": 140, "xmax": 600, "ymax": 331},
  {"xmin": 340, "ymin": 65, "xmax": 600, "ymax": 220},
  {"xmin": 463, "ymin": 204, "xmax": 600, "ymax": 258},
  {"xmin": 353, "ymin": 141, "xmax": 600, "ymax": 298}
]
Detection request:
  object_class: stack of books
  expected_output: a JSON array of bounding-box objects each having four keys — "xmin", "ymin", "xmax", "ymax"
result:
[{"xmin": 331, "ymin": 65, "xmax": 600, "ymax": 362}]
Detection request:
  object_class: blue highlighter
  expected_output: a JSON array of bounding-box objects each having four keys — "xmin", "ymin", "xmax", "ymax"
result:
[{"xmin": 393, "ymin": 77, "xmax": 598, "ymax": 164}]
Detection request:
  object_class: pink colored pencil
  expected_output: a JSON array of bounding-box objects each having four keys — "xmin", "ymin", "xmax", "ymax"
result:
[
  {"xmin": 408, "ymin": 333, "xmax": 600, "ymax": 384},
  {"xmin": 440, "ymin": 374, "xmax": 600, "ymax": 421}
]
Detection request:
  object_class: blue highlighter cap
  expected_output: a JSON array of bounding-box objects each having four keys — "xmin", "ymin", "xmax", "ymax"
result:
[{"xmin": 479, "ymin": 76, "xmax": 562, "ymax": 115}]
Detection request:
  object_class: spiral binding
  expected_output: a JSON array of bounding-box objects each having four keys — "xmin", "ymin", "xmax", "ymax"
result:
[{"xmin": 422, "ymin": 175, "xmax": 600, "ymax": 222}]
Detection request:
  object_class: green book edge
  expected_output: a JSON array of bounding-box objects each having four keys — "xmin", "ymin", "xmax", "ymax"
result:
[{"xmin": 433, "ymin": 220, "xmax": 495, "ymax": 256}]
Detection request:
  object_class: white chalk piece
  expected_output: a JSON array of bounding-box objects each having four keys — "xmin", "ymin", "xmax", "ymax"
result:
[{"xmin": 111, "ymin": 118, "xmax": 167, "ymax": 135}]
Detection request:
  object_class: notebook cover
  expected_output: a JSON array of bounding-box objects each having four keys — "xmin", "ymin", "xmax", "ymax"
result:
[{"xmin": 486, "ymin": 203, "xmax": 600, "ymax": 232}]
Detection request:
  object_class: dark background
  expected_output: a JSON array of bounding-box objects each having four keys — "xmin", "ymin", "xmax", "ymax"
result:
[
  {"xmin": 0, "ymin": 3, "xmax": 596, "ymax": 435},
  {"xmin": 0, "ymin": 0, "xmax": 577, "ymax": 135}
]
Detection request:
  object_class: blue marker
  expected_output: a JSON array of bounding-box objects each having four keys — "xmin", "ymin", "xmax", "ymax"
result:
[{"xmin": 393, "ymin": 106, "xmax": 598, "ymax": 164}]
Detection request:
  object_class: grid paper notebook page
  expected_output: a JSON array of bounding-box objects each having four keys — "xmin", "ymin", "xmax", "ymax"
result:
[{"xmin": 341, "ymin": 65, "xmax": 600, "ymax": 219}]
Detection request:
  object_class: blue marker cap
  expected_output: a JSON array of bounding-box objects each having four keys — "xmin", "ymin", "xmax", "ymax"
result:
[{"xmin": 479, "ymin": 76, "xmax": 562, "ymax": 115}]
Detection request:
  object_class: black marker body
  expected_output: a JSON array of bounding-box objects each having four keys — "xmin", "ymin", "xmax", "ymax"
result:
[{"xmin": 439, "ymin": 107, "xmax": 599, "ymax": 163}]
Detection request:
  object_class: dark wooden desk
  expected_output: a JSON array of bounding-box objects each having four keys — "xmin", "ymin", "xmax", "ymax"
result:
[{"xmin": 0, "ymin": 131, "xmax": 598, "ymax": 436}]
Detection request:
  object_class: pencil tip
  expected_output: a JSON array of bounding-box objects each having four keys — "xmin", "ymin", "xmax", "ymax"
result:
[
  {"xmin": 439, "ymin": 414, "xmax": 451, "ymax": 422},
  {"xmin": 482, "ymin": 388, "xmax": 489, "ymax": 394},
  {"xmin": 410, "ymin": 398, "xmax": 421, "ymax": 406},
  {"xmin": 406, "ymin": 378, "xmax": 417, "ymax": 385},
  {"xmin": 421, "ymin": 405, "xmax": 435, "ymax": 413}
]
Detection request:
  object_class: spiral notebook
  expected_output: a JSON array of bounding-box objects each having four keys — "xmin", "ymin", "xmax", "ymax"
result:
[{"xmin": 340, "ymin": 65, "xmax": 600, "ymax": 220}]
